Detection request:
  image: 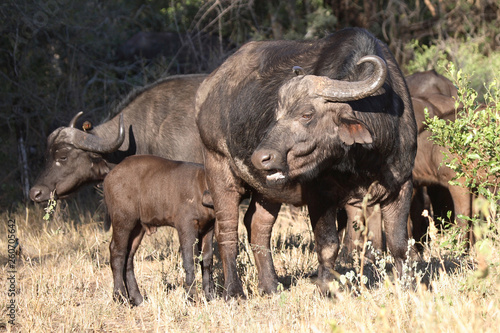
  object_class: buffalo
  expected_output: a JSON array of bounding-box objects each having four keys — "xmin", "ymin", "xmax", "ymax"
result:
[
  {"xmin": 29, "ymin": 74, "xmax": 207, "ymax": 203},
  {"xmin": 195, "ymin": 28, "xmax": 417, "ymax": 299},
  {"xmin": 103, "ymin": 155, "xmax": 215, "ymax": 305},
  {"xmin": 411, "ymin": 108, "xmax": 473, "ymax": 244},
  {"xmin": 343, "ymin": 70, "xmax": 473, "ymax": 253},
  {"xmin": 405, "ymin": 69, "xmax": 458, "ymax": 99},
  {"xmin": 407, "ymin": 71, "xmax": 473, "ymax": 246}
]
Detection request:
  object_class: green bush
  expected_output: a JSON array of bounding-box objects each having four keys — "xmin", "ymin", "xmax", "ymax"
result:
[
  {"xmin": 405, "ymin": 39, "xmax": 500, "ymax": 102},
  {"xmin": 1, "ymin": 0, "xmax": 499, "ymax": 208},
  {"xmin": 425, "ymin": 63, "xmax": 500, "ymax": 240}
]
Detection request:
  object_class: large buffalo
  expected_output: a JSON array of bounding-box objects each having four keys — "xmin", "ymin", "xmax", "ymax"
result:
[
  {"xmin": 195, "ymin": 28, "xmax": 417, "ymax": 299},
  {"xmin": 29, "ymin": 74, "xmax": 207, "ymax": 202}
]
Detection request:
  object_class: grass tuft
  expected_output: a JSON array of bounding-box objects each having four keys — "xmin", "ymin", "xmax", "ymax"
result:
[{"xmin": 1, "ymin": 203, "xmax": 499, "ymax": 332}]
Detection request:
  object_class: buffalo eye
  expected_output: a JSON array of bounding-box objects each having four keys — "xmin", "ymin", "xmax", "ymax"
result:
[
  {"xmin": 57, "ymin": 156, "xmax": 67, "ymax": 162},
  {"xmin": 300, "ymin": 110, "xmax": 314, "ymax": 122},
  {"xmin": 89, "ymin": 152, "xmax": 101, "ymax": 160}
]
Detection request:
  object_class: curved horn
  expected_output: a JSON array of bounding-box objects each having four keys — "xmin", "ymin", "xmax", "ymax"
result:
[
  {"xmin": 68, "ymin": 111, "xmax": 84, "ymax": 128},
  {"xmin": 67, "ymin": 114, "xmax": 125, "ymax": 154},
  {"xmin": 318, "ymin": 55, "xmax": 387, "ymax": 102}
]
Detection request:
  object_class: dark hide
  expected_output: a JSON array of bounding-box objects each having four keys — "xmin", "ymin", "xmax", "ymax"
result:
[
  {"xmin": 196, "ymin": 28, "xmax": 417, "ymax": 298},
  {"xmin": 405, "ymin": 70, "xmax": 458, "ymax": 99},
  {"xmin": 103, "ymin": 155, "xmax": 215, "ymax": 305},
  {"xmin": 30, "ymin": 74, "xmax": 206, "ymax": 202}
]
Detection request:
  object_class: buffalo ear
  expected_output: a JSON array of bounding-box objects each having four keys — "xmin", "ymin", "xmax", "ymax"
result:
[
  {"xmin": 90, "ymin": 155, "xmax": 111, "ymax": 178},
  {"xmin": 338, "ymin": 118, "xmax": 373, "ymax": 145}
]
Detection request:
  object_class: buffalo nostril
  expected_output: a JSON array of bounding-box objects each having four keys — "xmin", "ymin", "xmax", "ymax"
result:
[
  {"xmin": 251, "ymin": 151, "xmax": 275, "ymax": 169},
  {"xmin": 31, "ymin": 190, "xmax": 40, "ymax": 201},
  {"xmin": 29, "ymin": 188, "xmax": 44, "ymax": 202},
  {"xmin": 261, "ymin": 153, "xmax": 274, "ymax": 164}
]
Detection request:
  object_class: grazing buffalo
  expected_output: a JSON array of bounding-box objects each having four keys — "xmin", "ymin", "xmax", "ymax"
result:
[
  {"xmin": 196, "ymin": 28, "xmax": 417, "ymax": 299},
  {"xmin": 29, "ymin": 74, "xmax": 207, "ymax": 203},
  {"xmin": 103, "ymin": 155, "xmax": 215, "ymax": 305}
]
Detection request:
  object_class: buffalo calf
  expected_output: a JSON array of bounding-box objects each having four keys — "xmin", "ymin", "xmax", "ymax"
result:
[{"xmin": 103, "ymin": 155, "xmax": 215, "ymax": 305}]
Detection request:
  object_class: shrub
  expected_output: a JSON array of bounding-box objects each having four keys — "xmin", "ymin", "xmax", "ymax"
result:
[
  {"xmin": 405, "ymin": 39, "xmax": 500, "ymax": 102},
  {"xmin": 425, "ymin": 63, "xmax": 500, "ymax": 243}
]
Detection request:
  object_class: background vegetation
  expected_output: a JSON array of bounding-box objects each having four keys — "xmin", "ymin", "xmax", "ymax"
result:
[{"xmin": 1, "ymin": 0, "xmax": 499, "ymax": 207}]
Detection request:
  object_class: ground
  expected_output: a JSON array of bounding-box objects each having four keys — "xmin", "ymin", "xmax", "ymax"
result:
[{"xmin": 0, "ymin": 200, "xmax": 499, "ymax": 332}]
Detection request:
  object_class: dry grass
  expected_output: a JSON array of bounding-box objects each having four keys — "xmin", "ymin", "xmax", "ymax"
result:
[{"xmin": 1, "ymin": 201, "xmax": 500, "ymax": 332}]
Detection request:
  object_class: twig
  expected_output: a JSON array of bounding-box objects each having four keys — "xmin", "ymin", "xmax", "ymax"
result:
[
  {"xmin": 424, "ymin": 0, "xmax": 437, "ymax": 17},
  {"xmin": 17, "ymin": 131, "xmax": 30, "ymax": 201}
]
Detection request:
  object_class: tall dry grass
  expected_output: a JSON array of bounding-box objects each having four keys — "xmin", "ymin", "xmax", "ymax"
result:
[{"xmin": 1, "ymin": 199, "xmax": 499, "ymax": 332}]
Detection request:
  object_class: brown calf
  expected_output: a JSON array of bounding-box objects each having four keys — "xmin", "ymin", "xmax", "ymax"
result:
[{"xmin": 103, "ymin": 155, "xmax": 215, "ymax": 305}]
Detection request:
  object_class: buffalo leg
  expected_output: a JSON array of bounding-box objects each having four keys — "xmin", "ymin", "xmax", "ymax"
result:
[
  {"xmin": 343, "ymin": 204, "xmax": 384, "ymax": 259},
  {"xmin": 124, "ymin": 224, "xmax": 146, "ymax": 306},
  {"xmin": 381, "ymin": 178, "xmax": 414, "ymax": 277},
  {"xmin": 204, "ymin": 151, "xmax": 246, "ymax": 300},
  {"xmin": 448, "ymin": 185, "xmax": 473, "ymax": 248},
  {"xmin": 342, "ymin": 204, "xmax": 362, "ymax": 255},
  {"xmin": 177, "ymin": 221, "xmax": 199, "ymax": 299},
  {"xmin": 109, "ymin": 223, "xmax": 132, "ymax": 304},
  {"xmin": 243, "ymin": 192, "xmax": 281, "ymax": 294},
  {"xmin": 409, "ymin": 187, "xmax": 430, "ymax": 251},
  {"xmin": 199, "ymin": 228, "xmax": 215, "ymax": 300},
  {"xmin": 307, "ymin": 197, "xmax": 339, "ymax": 295}
]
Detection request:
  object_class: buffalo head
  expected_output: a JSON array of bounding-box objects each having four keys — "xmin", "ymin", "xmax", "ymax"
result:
[
  {"xmin": 251, "ymin": 55, "xmax": 387, "ymax": 185},
  {"xmin": 29, "ymin": 112, "xmax": 125, "ymax": 202}
]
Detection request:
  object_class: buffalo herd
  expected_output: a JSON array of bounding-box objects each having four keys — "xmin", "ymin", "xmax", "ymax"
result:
[{"xmin": 30, "ymin": 27, "xmax": 473, "ymax": 303}]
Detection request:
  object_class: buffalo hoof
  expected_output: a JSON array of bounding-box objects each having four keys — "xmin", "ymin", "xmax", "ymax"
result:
[
  {"xmin": 203, "ymin": 281, "xmax": 216, "ymax": 301},
  {"xmin": 258, "ymin": 280, "xmax": 279, "ymax": 295},
  {"xmin": 310, "ymin": 276, "xmax": 336, "ymax": 297},
  {"xmin": 113, "ymin": 290, "xmax": 127, "ymax": 303},
  {"xmin": 183, "ymin": 284, "xmax": 199, "ymax": 303},
  {"xmin": 222, "ymin": 283, "xmax": 247, "ymax": 301},
  {"xmin": 129, "ymin": 294, "xmax": 144, "ymax": 307},
  {"xmin": 113, "ymin": 291, "xmax": 144, "ymax": 306},
  {"xmin": 113, "ymin": 290, "xmax": 144, "ymax": 307}
]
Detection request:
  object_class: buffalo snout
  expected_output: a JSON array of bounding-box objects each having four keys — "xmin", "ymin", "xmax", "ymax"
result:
[
  {"xmin": 251, "ymin": 149, "xmax": 284, "ymax": 171},
  {"xmin": 29, "ymin": 185, "xmax": 51, "ymax": 203},
  {"xmin": 251, "ymin": 149, "xmax": 289, "ymax": 184}
]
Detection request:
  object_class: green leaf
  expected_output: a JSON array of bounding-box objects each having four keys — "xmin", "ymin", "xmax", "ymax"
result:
[{"xmin": 467, "ymin": 153, "xmax": 481, "ymax": 160}]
